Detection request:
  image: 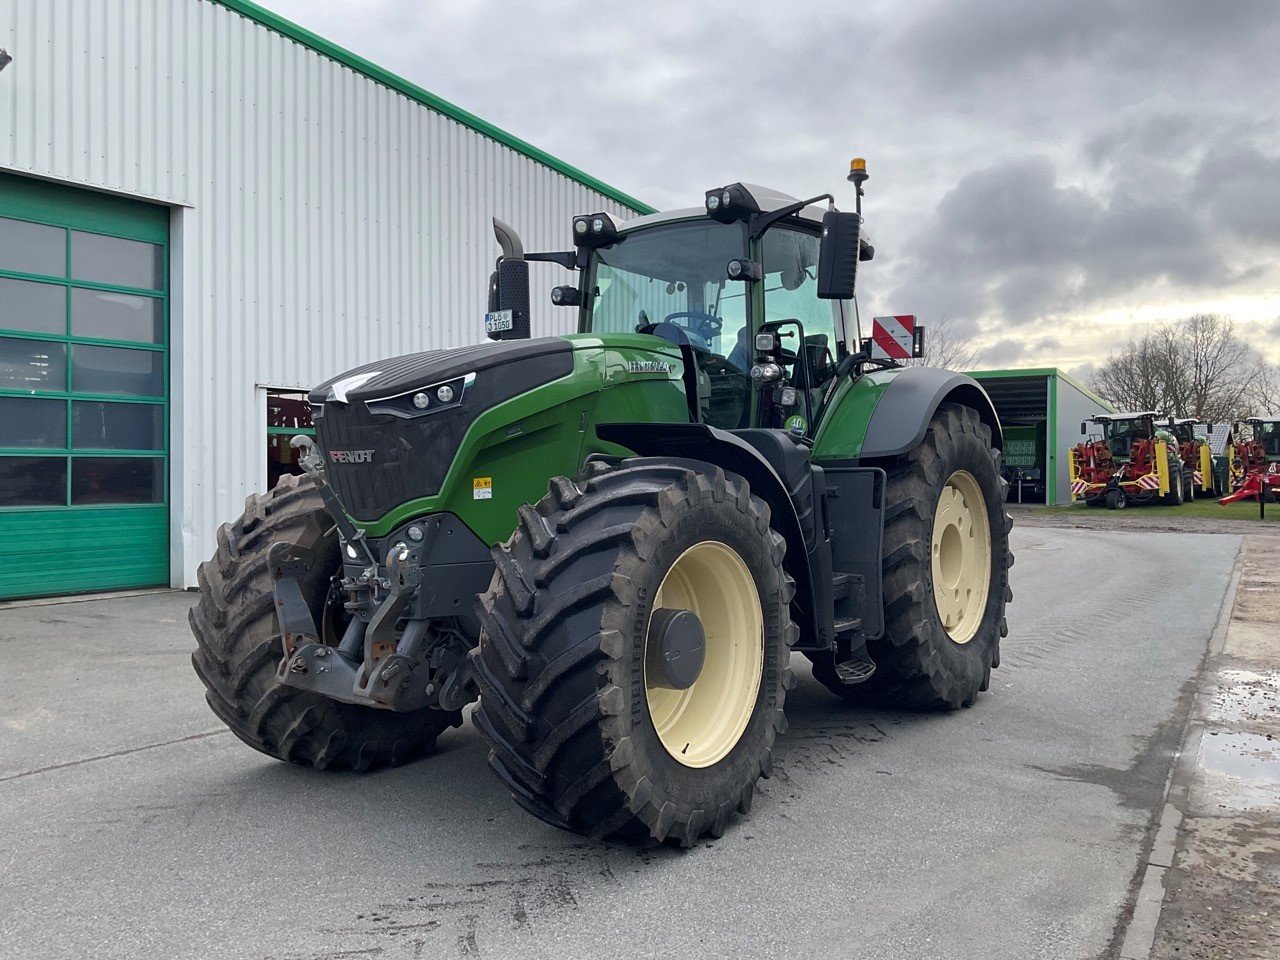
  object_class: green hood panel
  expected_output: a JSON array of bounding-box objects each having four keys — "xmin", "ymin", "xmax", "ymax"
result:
[{"xmin": 349, "ymin": 336, "xmax": 690, "ymax": 541}]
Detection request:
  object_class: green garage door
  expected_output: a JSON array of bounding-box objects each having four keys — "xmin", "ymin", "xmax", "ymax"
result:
[{"xmin": 0, "ymin": 172, "xmax": 169, "ymax": 600}]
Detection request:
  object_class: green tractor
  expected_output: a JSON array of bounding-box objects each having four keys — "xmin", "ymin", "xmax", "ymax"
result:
[{"xmin": 191, "ymin": 160, "xmax": 1013, "ymax": 845}]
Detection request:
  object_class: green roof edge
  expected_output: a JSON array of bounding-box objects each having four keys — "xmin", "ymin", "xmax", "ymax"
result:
[
  {"xmin": 970, "ymin": 366, "xmax": 1114, "ymax": 412},
  {"xmin": 207, "ymin": 0, "xmax": 656, "ymax": 215}
]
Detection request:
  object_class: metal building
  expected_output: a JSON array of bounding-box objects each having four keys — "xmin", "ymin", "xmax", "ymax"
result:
[
  {"xmin": 969, "ymin": 368, "xmax": 1114, "ymax": 505},
  {"xmin": 0, "ymin": 0, "xmax": 650, "ymax": 600}
]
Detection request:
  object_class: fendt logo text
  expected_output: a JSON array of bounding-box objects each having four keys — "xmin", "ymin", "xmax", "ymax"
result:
[{"xmin": 329, "ymin": 449, "xmax": 375, "ymax": 464}]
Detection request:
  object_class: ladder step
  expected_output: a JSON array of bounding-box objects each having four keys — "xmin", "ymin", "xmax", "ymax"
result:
[
  {"xmin": 834, "ymin": 617, "xmax": 862, "ymax": 635},
  {"xmin": 834, "ymin": 658, "xmax": 876, "ymax": 684}
]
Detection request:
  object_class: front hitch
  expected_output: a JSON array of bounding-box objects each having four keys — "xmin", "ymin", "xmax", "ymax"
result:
[{"xmin": 272, "ymin": 535, "xmax": 475, "ymax": 712}]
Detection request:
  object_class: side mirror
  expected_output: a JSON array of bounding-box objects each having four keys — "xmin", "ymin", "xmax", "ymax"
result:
[
  {"xmin": 816, "ymin": 211, "xmax": 861, "ymax": 300},
  {"xmin": 1207, "ymin": 423, "xmax": 1215, "ymax": 435},
  {"xmin": 1080, "ymin": 421, "xmax": 1087, "ymax": 436}
]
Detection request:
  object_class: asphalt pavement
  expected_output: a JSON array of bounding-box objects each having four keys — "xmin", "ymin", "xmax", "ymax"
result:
[{"xmin": 0, "ymin": 527, "xmax": 1241, "ymax": 960}]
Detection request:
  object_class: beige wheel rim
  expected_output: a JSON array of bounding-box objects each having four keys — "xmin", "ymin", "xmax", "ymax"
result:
[
  {"xmin": 644, "ymin": 541, "xmax": 764, "ymax": 768},
  {"xmin": 931, "ymin": 470, "xmax": 992, "ymax": 645}
]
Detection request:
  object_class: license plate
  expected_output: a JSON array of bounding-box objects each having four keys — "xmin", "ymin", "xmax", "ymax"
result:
[{"xmin": 484, "ymin": 310, "xmax": 513, "ymax": 334}]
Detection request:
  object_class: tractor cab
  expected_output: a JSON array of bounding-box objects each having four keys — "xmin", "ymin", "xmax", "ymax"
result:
[
  {"xmin": 1088, "ymin": 412, "xmax": 1164, "ymax": 461},
  {"xmin": 1245, "ymin": 418, "xmax": 1280, "ymax": 459},
  {"xmin": 567, "ymin": 184, "xmax": 875, "ymax": 436},
  {"xmin": 488, "ymin": 174, "xmax": 877, "ymax": 441}
]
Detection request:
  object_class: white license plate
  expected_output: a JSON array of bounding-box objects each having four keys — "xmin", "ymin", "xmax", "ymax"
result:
[{"xmin": 484, "ymin": 310, "xmax": 513, "ymax": 333}]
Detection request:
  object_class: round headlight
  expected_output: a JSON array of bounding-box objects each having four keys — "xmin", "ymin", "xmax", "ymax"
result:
[
  {"xmin": 551, "ymin": 288, "xmax": 564, "ymax": 304},
  {"xmin": 574, "ymin": 218, "xmax": 588, "ymax": 235},
  {"xmin": 436, "ymin": 384, "xmax": 454, "ymax": 403},
  {"xmin": 592, "ymin": 217, "xmax": 605, "ymax": 234},
  {"xmin": 721, "ymin": 189, "xmax": 731, "ymax": 206},
  {"xmin": 728, "ymin": 260, "xmax": 743, "ymax": 278},
  {"xmin": 707, "ymin": 194, "xmax": 721, "ymax": 211},
  {"xmin": 413, "ymin": 392, "xmax": 430, "ymax": 409},
  {"xmin": 406, "ymin": 525, "xmax": 424, "ymax": 542}
]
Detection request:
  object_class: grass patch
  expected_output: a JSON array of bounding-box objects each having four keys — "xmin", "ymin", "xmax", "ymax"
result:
[{"xmin": 1033, "ymin": 499, "xmax": 1278, "ymax": 521}]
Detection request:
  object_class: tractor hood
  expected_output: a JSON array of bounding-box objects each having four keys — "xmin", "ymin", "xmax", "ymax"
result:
[{"xmin": 309, "ymin": 337, "xmax": 574, "ymax": 522}]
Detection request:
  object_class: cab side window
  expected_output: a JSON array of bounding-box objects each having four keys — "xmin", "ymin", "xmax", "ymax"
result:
[{"xmin": 761, "ymin": 228, "xmax": 843, "ymax": 414}]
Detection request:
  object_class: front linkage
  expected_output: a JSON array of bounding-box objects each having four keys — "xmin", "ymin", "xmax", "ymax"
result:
[{"xmin": 270, "ymin": 440, "xmax": 476, "ymax": 714}]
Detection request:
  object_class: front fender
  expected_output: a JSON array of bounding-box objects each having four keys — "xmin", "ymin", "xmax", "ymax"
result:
[{"xmin": 814, "ymin": 366, "xmax": 1002, "ymax": 461}]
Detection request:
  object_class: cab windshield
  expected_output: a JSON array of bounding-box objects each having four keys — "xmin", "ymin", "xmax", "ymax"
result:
[
  {"xmin": 1104, "ymin": 418, "xmax": 1149, "ymax": 459},
  {"xmin": 586, "ymin": 221, "xmax": 750, "ymax": 428},
  {"xmin": 1255, "ymin": 421, "xmax": 1280, "ymax": 457}
]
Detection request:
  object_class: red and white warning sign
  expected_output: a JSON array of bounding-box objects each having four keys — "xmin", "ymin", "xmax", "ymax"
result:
[{"xmin": 870, "ymin": 314, "xmax": 918, "ymax": 361}]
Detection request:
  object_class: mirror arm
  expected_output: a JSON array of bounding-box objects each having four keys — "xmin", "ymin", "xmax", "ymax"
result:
[
  {"xmin": 749, "ymin": 194, "xmax": 834, "ymax": 240},
  {"xmin": 527, "ymin": 250, "xmax": 577, "ymax": 270}
]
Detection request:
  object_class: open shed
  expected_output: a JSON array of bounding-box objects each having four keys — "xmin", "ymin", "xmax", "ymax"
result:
[{"xmin": 969, "ymin": 368, "xmax": 1115, "ymax": 505}]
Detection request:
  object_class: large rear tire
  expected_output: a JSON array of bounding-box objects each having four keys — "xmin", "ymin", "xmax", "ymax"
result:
[
  {"xmin": 471, "ymin": 461, "xmax": 796, "ymax": 846},
  {"xmin": 189, "ymin": 474, "xmax": 461, "ymax": 770},
  {"xmin": 814, "ymin": 403, "xmax": 1011, "ymax": 710}
]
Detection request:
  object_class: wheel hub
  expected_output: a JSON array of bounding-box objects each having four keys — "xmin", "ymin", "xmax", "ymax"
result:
[
  {"xmin": 644, "ymin": 541, "xmax": 763, "ymax": 769},
  {"xmin": 648, "ymin": 608, "xmax": 706, "ymax": 690},
  {"xmin": 930, "ymin": 470, "xmax": 992, "ymax": 645}
]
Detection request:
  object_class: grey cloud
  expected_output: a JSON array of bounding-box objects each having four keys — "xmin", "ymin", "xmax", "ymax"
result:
[{"xmin": 267, "ymin": 0, "xmax": 1280, "ymax": 366}]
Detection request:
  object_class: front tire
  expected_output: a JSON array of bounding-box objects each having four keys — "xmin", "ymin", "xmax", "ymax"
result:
[
  {"xmin": 189, "ymin": 474, "xmax": 461, "ymax": 770},
  {"xmin": 814, "ymin": 403, "xmax": 1011, "ymax": 710},
  {"xmin": 471, "ymin": 462, "xmax": 796, "ymax": 845}
]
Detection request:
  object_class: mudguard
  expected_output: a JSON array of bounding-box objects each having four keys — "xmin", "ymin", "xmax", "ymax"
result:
[
  {"xmin": 596, "ymin": 422, "xmax": 819, "ymax": 647},
  {"xmin": 859, "ymin": 367, "xmax": 1002, "ymax": 459}
]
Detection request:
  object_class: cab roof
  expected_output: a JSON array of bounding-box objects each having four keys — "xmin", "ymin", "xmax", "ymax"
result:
[
  {"xmin": 618, "ymin": 184, "xmax": 832, "ymax": 234},
  {"xmin": 1093, "ymin": 411, "xmax": 1164, "ymax": 422}
]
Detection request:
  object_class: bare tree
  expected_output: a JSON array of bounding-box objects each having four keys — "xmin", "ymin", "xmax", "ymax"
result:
[
  {"xmin": 1089, "ymin": 314, "xmax": 1279, "ymax": 421},
  {"xmin": 903, "ymin": 316, "xmax": 985, "ymax": 371}
]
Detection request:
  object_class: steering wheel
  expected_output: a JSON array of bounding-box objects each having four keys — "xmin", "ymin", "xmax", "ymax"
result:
[{"xmin": 660, "ymin": 310, "xmax": 723, "ymax": 342}]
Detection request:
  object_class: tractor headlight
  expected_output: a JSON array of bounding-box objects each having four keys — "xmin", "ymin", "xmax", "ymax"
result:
[
  {"xmin": 573, "ymin": 212, "xmax": 620, "ymax": 247},
  {"xmin": 705, "ymin": 183, "xmax": 761, "ymax": 223},
  {"xmin": 364, "ymin": 373, "xmax": 475, "ymax": 419}
]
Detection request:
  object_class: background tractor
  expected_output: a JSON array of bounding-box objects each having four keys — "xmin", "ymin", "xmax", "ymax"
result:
[
  {"xmin": 1069, "ymin": 412, "xmax": 1188, "ymax": 509},
  {"xmin": 1169, "ymin": 418, "xmax": 1215, "ymax": 497},
  {"xmin": 1221, "ymin": 417, "xmax": 1280, "ymax": 504},
  {"xmin": 190, "ymin": 160, "xmax": 1013, "ymax": 846}
]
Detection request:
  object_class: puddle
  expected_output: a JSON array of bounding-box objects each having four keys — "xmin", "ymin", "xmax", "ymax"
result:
[
  {"xmin": 1208, "ymin": 669, "xmax": 1280, "ymax": 725},
  {"xmin": 1197, "ymin": 731, "xmax": 1280, "ymax": 810}
]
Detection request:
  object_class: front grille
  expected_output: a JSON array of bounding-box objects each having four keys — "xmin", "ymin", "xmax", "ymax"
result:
[{"xmin": 312, "ymin": 339, "xmax": 575, "ymax": 522}]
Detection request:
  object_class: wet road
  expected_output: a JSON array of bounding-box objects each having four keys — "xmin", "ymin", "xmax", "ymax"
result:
[{"xmin": 0, "ymin": 528, "xmax": 1240, "ymax": 960}]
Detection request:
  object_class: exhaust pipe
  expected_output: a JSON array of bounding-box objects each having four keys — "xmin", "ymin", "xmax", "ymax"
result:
[{"xmin": 487, "ymin": 218, "xmax": 530, "ymax": 341}]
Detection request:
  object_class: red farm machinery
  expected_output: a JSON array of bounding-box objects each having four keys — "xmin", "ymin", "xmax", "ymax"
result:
[
  {"xmin": 1069, "ymin": 412, "xmax": 1190, "ymax": 509},
  {"xmin": 1220, "ymin": 417, "xmax": 1280, "ymax": 505},
  {"xmin": 1170, "ymin": 418, "xmax": 1215, "ymax": 497}
]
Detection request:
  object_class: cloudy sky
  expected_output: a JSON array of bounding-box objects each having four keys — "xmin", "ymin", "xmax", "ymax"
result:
[{"xmin": 269, "ymin": 0, "xmax": 1280, "ymax": 377}]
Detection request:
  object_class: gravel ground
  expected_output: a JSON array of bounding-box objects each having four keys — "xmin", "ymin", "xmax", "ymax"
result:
[
  {"xmin": 1012, "ymin": 504, "xmax": 1280, "ymax": 538},
  {"xmin": 0, "ymin": 527, "xmax": 1241, "ymax": 960}
]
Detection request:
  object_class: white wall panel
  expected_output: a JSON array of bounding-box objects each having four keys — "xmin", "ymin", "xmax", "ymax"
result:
[{"xmin": 0, "ymin": 0, "xmax": 643, "ymax": 585}]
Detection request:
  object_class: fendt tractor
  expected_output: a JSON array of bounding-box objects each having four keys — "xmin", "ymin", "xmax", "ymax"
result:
[
  {"xmin": 1069, "ymin": 412, "xmax": 1190, "ymax": 509},
  {"xmin": 1221, "ymin": 417, "xmax": 1280, "ymax": 504},
  {"xmin": 1170, "ymin": 418, "xmax": 1215, "ymax": 497},
  {"xmin": 190, "ymin": 160, "xmax": 1014, "ymax": 846}
]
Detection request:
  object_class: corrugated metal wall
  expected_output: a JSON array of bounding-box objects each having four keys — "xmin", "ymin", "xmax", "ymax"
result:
[{"xmin": 0, "ymin": 0, "xmax": 642, "ymax": 585}]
